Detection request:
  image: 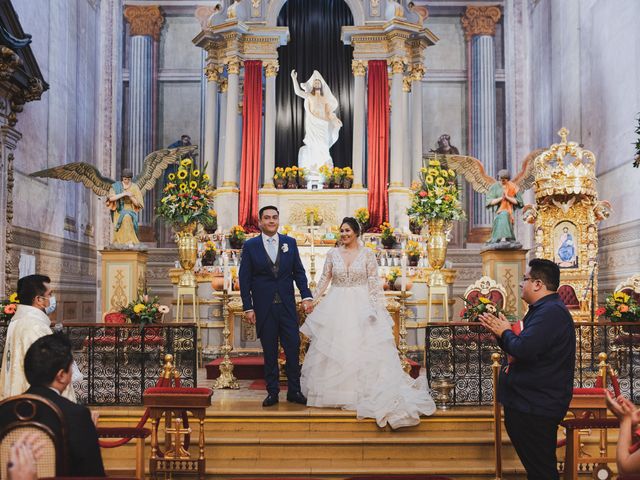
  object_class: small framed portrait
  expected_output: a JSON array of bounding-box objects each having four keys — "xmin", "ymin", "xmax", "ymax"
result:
[{"xmin": 554, "ymin": 221, "xmax": 579, "ymax": 269}]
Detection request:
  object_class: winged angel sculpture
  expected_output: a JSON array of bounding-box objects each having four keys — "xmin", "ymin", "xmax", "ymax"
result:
[
  {"xmin": 30, "ymin": 146, "xmax": 198, "ymax": 248},
  {"xmin": 445, "ymin": 149, "xmax": 545, "ymax": 248}
]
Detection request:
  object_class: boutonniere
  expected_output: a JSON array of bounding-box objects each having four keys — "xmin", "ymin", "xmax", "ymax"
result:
[{"xmin": 281, "ymin": 243, "xmax": 289, "ymax": 253}]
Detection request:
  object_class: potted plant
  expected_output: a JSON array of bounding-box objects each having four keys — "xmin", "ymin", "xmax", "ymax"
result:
[
  {"xmin": 285, "ymin": 166, "xmax": 298, "ymax": 189},
  {"xmin": 120, "ymin": 293, "xmax": 169, "ymax": 325},
  {"xmin": 342, "ymin": 166, "xmax": 354, "ymax": 189},
  {"xmin": 409, "ymin": 217, "xmax": 422, "ymax": 235},
  {"xmin": 319, "ymin": 164, "xmax": 332, "ymax": 188},
  {"xmin": 201, "ymin": 240, "xmax": 217, "ymax": 266},
  {"xmin": 386, "ymin": 267, "xmax": 401, "ymax": 291},
  {"xmin": 298, "ymin": 167, "xmax": 309, "ymax": 189},
  {"xmin": 354, "ymin": 207, "xmax": 370, "ymax": 232},
  {"xmin": 405, "ymin": 240, "xmax": 421, "ymax": 266},
  {"xmin": 0, "ymin": 292, "xmax": 19, "ymax": 324},
  {"xmin": 201, "ymin": 208, "xmax": 218, "ymax": 234},
  {"xmin": 229, "ymin": 225, "xmax": 246, "ymax": 250},
  {"xmin": 380, "ymin": 222, "xmax": 396, "ymax": 249},
  {"xmin": 304, "ymin": 206, "xmax": 323, "ymax": 226},
  {"xmin": 273, "ymin": 167, "xmax": 286, "ymax": 189},
  {"xmin": 332, "ymin": 167, "xmax": 345, "ymax": 188}
]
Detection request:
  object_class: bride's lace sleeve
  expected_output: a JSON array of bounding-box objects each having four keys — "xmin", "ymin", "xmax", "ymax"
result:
[
  {"xmin": 312, "ymin": 249, "xmax": 333, "ymax": 299},
  {"xmin": 365, "ymin": 249, "xmax": 385, "ymax": 309}
]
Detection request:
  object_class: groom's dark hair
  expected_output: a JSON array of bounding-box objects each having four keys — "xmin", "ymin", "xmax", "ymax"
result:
[{"xmin": 259, "ymin": 205, "xmax": 279, "ymax": 218}]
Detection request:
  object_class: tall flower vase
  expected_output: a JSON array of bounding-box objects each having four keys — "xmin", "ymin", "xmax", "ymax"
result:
[
  {"xmin": 426, "ymin": 219, "xmax": 451, "ymax": 286},
  {"xmin": 177, "ymin": 225, "xmax": 198, "ymax": 288}
]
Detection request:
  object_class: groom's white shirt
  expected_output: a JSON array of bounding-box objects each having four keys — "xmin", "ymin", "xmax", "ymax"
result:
[{"xmin": 243, "ymin": 232, "xmax": 312, "ymax": 313}]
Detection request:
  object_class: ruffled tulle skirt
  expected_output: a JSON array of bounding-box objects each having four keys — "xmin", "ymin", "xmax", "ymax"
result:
[{"xmin": 300, "ymin": 285, "xmax": 436, "ymax": 429}]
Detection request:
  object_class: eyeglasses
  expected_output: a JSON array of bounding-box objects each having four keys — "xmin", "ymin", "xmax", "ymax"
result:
[{"xmin": 522, "ymin": 276, "xmax": 538, "ymax": 283}]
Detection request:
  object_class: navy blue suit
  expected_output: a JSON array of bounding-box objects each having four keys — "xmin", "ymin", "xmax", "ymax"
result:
[{"xmin": 239, "ymin": 234, "xmax": 312, "ymax": 394}]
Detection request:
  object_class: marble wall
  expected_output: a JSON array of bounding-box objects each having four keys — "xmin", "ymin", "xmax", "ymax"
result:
[
  {"xmin": 527, "ymin": 0, "xmax": 640, "ymax": 289},
  {"xmin": 8, "ymin": 0, "xmax": 101, "ymax": 318}
]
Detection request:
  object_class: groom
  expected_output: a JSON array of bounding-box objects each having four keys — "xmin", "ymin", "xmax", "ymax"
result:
[{"xmin": 239, "ymin": 206, "xmax": 314, "ymax": 407}]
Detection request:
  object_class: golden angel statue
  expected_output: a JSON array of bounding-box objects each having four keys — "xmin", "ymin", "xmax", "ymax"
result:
[
  {"xmin": 30, "ymin": 146, "xmax": 197, "ymax": 248},
  {"xmin": 445, "ymin": 149, "xmax": 545, "ymax": 248}
]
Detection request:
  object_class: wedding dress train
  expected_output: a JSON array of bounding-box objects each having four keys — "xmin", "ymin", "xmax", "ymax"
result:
[{"xmin": 300, "ymin": 247, "xmax": 436, "ymax": 428}]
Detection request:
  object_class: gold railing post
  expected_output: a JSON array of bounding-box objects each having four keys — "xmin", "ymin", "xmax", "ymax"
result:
[
  {"xmin": 597, "ymin": 352, "xmax": 609, "ymax": 459},
  {"xmin": 398, "ymin": 291, "xmax": 410, "ymax": 373},
  {"xmin": 213, "ymin": 288, "xmax": 239, "ymax": 389},
  {"xmin": 491, "ymin": 352, "xmax": 502, "ymax": 480}
]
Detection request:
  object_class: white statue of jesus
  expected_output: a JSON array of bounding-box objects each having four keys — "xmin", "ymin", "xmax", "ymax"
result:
[{"xmin": 290, "ymin": 70, "xmax": 342, "ymax": 175}]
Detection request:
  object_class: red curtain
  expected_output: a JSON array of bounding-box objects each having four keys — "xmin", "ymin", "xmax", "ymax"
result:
[
  {"xmin": 238, "ymin": 60, "xmax": 263, "ymax": 229},
  {"xmin": 366, "ymin": 60, "xmax": 390, "ymax": 228}
]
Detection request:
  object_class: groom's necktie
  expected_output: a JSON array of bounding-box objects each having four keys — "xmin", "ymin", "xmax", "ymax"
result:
[{"xmin": 267, "ymin": 237, "xmax": 277, "ymax": 263}]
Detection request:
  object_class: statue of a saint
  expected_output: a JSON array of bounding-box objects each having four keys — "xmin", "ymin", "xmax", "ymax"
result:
[
  {"xmin": 290, "ymin": 70, "xmax": 342, "ymax": 174},
  {"xmin": 431, "ymin": 134, "xmax": 460, "ymax": 155},
  {"xmin": 485, "ymin": 169, "xmax": 523, "ymax": 245},
  {"xmin": 29, "ymin": 146, "xmax": 197, "ymax": 248}
]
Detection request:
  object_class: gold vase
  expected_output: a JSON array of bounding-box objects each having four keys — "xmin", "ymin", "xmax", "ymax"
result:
[
  {"xmin": 426, "ymin": 218, "xmax": 451, "ymax": 286},
  {"xmin": 177, "ymin": 225, "xmax": 197, "ymax": 288}
]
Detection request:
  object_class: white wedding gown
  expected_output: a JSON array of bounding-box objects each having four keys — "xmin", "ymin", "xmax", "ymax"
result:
[{"xmin": 300, "ymin": 247, "xmax": 436, "ymax": 428}]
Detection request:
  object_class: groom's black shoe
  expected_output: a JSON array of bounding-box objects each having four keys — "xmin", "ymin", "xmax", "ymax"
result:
[
  {"xmin": 286, "ymin": 391, "xmax": 307, "ymax": 405},
  {"xmin": 262, "ymin": 393, "xmax": 279, "ymax": 407}
]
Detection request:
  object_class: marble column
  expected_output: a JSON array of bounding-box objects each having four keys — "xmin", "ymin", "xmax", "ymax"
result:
[
  {"xmin": 402, "ymin": 75, "xmax": 412, "ymax": 185},
  {"xmin": 262, "ymin": 60, "xmax": 278, "ymax": 188},
  {"xmin": 388, "ymin": 56, "xmax": 406, "ymax": 188},
  {"xmin": 203, "ymin": 64, "xmax": 220, "ymax": 184},
  {"xmin": 351, "ymin": 60, "xmax": 367, "ymax": 189},
  {"xmin": 123, "ymin": 6, "xmax": 163, "ymax": 229},
  {"xmin": 222, "ymin": 57, "xmax": 241, "ymax": 188},
  {"xmin": 462, "ymin": 6, "xmax": 502, "ymax": 236},
  {"xmin": 216, "ymin": 77, "xmax": 228, "ymax": 188},
  {"xmin": 411, "ymin": 63, "xmax": 426, "ymax": 180}
]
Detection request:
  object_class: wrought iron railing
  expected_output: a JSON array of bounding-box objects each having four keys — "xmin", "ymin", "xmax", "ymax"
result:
[
  {"xmin": 0, "ymin": 323, "xmax": 197, "ymax": 406},
  {"xmin": 426, "ymin": 322, "xmax": 640, "ymax": 406}
]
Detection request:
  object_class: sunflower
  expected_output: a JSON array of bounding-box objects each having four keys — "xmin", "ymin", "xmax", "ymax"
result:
[
  {"xmin": 189, "ymin": 181, "xmax": 198, "ymax": 189},
  {"xmin": 192, "ymin": 170, "xmax": 200, "ymax": 177},
  {"xmin": 179, "ymin": 183, "xmax": 187, "ymax": 191},
  {"xmin": 440, "ymin": 169, "xmax": 449, "ymax": 178},
  {"xmin": 427, "ymin": 168, "xmax": 438, "ymax": 177},
  {"xmin": 436, "ymin": 177, "xmax": 445, "ymax": 186},
  {"xmin": 180, "ymin": 158, "xmax": 192, "ymax": 167},
  {"xmin": 168, "ymin": 173, "xmax": 176, "ymax": 181},
  {"xmin": 425, "ymin": 175, "xmax": 434, "ymax": 185},
  {"xmin": 8, "ymin": 293, "xmax": 18, "ymax": 304},
  {"xmin": 177, "ymin": 169, "xmax": 188, "ymax": 180},
  {"xmin": 448, "ymin": 169, "xmax": 456, "ymax": 177},
  {"xmin": 203, "ymin": 174, "xmax": 210, "ymax": 181},
  {"xmin": 429, "ymin": 159, "xmax": 440, "ymax": 167}
]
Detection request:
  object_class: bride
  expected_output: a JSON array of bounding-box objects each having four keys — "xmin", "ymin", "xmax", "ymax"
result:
[{"xmin": 300, "ymin": 217, "xmax": 436, "ymax": 428}]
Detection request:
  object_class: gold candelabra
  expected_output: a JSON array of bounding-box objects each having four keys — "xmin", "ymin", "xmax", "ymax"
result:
[
  {"xmin": 308, "ymin": 225, "xmax": 318, "ymax": 290},
  {"xmin": 213, "ymin": 288, "xmax": 239, "ymax": 389},
  {"xmin": 398, "ymin": 290, "xmax": 411, "ymax": 373}
]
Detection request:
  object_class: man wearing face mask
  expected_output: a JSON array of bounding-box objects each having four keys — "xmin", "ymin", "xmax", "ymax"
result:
[{"xmin": 0, "ymin": 274, "xmax": 76, "ymax": 401}]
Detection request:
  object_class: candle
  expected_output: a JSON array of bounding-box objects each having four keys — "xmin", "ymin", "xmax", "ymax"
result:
[
  {"xmin": 223, "ymin": 252, "xmax": 230, "ymax": 291},
  {"xmin": 401, "ymin": 254, "xmax": 407, "ymax": 292},
  {"xmin": 310, "ymin": 227, "xmax": 315, "ymax": 256}
]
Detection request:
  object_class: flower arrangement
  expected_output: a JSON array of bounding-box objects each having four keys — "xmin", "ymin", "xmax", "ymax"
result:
[
  {"xmin": 354, "ymin": 207, "xmax": 370, "ymax": 230},
  {"xmin": 318, "ymin": 164, "xmax": 332, "ymax": 179},
  {"xmin": 157, "ymin": 158, "xmax": 216, "ymax": 230},
  {"xmin": 0, "ymin": 292, "xmax": 19, "ymax": 324},
  {"xmin": 596, "ymin": 291, "xmax": 640, "ymax": 322},
  {"xmin": 201, "ymin": 208, "xmax": 218, "ymax": 234},
  {"xmin": 120, "ymin": 293, "xmax": 169, "ymax": 325},
  {"xmin": 459, "ymin": 296, "xmax": 507, "ymax": 322},
  {"xmin": 407, "ymin": 158, "xmax": 465, "ymax": 224},
  {"xmin": 281, "ymin": 224, "xmax": 293, "ymax": 235},
  {"xmin": 386, "ymin": 267, "xmax": 401, "ymax": 285},
  {"xmin": 380, "ymin": 222, "xmax": 396, "ymax": 249},
  {"xmin": 229, "ymin": 225, "xmax": 246, "ymax": 249},
  {"xmin": 405, "ymin": 240, "xmax": 421, "ymax": 265},
  {"xmin": 304, "ymin": 206, "xmax": 322, "ymax": 226},
  {"xmin": 332, "ymin": 167, "xmax": 345, "ymax": 185},
  {"xmin": 201, "ymin": 240, "xmax": 217, "ymax": 266}
]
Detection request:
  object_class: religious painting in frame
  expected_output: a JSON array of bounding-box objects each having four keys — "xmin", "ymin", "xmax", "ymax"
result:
[{"xmin": 554, "ymin": 221, "xmax": 579, "ymax": 269}]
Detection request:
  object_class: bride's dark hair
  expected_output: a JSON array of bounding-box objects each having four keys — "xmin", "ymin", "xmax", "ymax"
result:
[{"xmin": 340, "ymin": 217, "xmax": 361, "ymax": 237}]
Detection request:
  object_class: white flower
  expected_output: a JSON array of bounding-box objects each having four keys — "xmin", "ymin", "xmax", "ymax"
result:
[
  {"xmin": 486, "ymin": 304, "xmax": 497, "ymax": 314},
  {"xmin": 281, "ymin": 243, "xmax": 289, "ymax": 253},
  {"xmin": 435, "ymin": 199, "xmax": 442, "ymax": 204}
]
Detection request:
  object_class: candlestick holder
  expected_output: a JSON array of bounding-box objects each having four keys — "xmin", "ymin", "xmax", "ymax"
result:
[{"xmin": 213, "ymin": 288, "xmax": 239, "ymax": 389}]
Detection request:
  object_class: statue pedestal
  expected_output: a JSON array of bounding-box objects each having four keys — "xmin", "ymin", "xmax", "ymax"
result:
[
  {"xmin": 100, "ymin": 250, "xmax": 148, "ymax": 317},
  {"xmin": 480, "ymin": 249, "xmax": 528, "ymax": 318}
]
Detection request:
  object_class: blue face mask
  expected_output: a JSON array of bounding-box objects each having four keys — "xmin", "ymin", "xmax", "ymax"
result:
[{"xmin": 45, "ymin": 295, "xmax": 57, "ymax": 315}]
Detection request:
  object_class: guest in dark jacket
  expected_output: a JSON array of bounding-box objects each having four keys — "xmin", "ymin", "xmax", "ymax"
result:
[
  {"xmin": 479, "ymin": 258, "xmax": 575, "ymax": 480},
  {"xmin": 23, "ymin": 332, "xmax": 106, "ymax": 477}
]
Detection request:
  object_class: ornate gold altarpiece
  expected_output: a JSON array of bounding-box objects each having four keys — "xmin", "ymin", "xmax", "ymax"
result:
[{"xmin": 524, "ymin": 128, "xmax": 611, "ymax": 321}]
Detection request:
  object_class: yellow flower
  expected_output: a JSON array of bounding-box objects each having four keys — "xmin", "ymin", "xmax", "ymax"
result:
[
  {"xmin": 436, "ymin": 177, "xmax": 445, "ymax": 186},
  {"xmin": 425, "ymin": 175, "xmax": 434, "ymax": 185},
  {"xmin": 203, "ymin": 174, "xmax": 210, "ymax": 181},
  {"xmin": 190, "ymin": 181, "xmax": 198, "ymax": 189},
  {"xmin": 479, "ymin": 297, "xmax": 491, "ymax": 304},
  {"xmin": 428, "ymin": 168, "xmax": 438, "ymax": 177},
  {"xmin": 9, "ymin": 293, "xmax": 18, "ymax": 303},
  {"xmin": 177, "ymin": 169, "xmax": 188, "ymax": 180},
  {"xmin": 429, "ymin": 159, "xmax": 440, "ymax": 167},
  {"xmin": 440, "ymin": 170, "xmax": 449, "ymax": 178},
  {"xmin": 133, "ymin": 304, "xmax": 146, "ymax": 314},
  {"xmin": 192, "ymin": 170, "xmax": 200, "ymax": 177},
  {"xmin": 448, "ymin": 169, "xmax": 456, "ymax": 177},
  {"xmin": 168, "ymin": 173, "xmax": 176, "ymax": 181},
  {"xmin": 179, "ymin": 183, "xmax": 187, "ymax": 191},
  {"xmin": 420, "ymin": 167, "xmax": 428, "ymax": 173},
  {"xmin": 180, "ymin": 158, "xmax": 192, "ymax": 167}
]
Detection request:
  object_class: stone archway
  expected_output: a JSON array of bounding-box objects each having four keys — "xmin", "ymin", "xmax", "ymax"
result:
[{"xmin": 265, "ymin": 0, "xmax": 365, "ymax": 26}]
